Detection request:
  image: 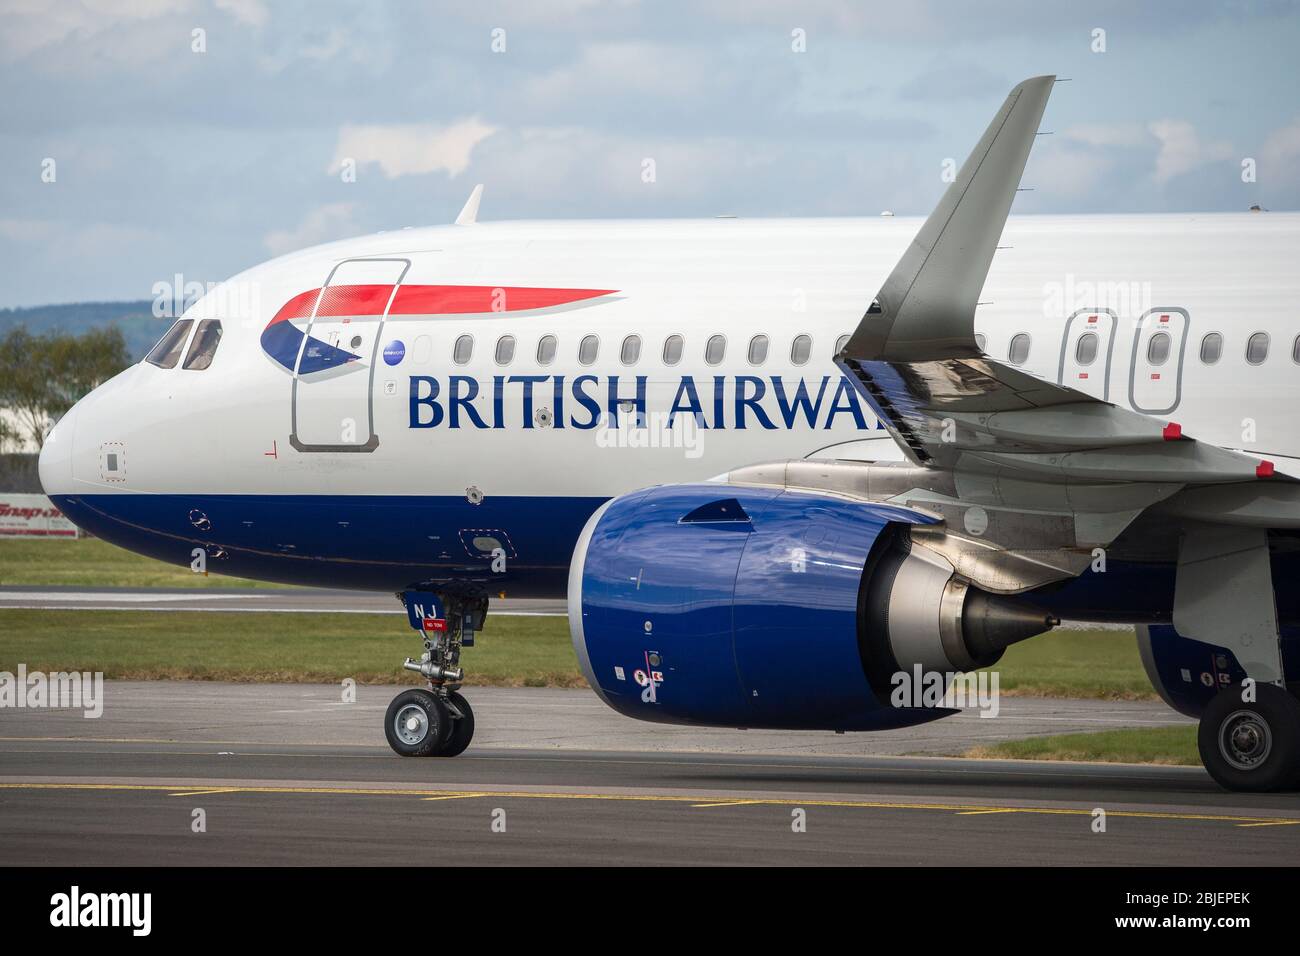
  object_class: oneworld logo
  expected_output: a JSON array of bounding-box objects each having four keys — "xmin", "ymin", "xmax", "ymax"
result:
[{"xmin": 50, "ymin": 886, "xmax": 151, "ymax": 936}]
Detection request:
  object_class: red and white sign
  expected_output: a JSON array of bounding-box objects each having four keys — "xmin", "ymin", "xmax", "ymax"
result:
[{"xmin": 0, "ymin": 494, "xmax": 78, "ymax": 538}]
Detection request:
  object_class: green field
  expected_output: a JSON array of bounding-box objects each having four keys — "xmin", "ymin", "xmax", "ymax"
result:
[
  {"xmin": 0, "ymin": 602, "xmax": 1154, "ymax": 699},
  {"xmin": 967, "ymin": 726, "xmax": 1199, "ymax": 766},
  {"xmin": 0, "ymin": 608, "xmax": 583, "ymax": 687},
  {"xmin": 0, "ymin": 538, "xmax": 1157, "ymax": 695},
  {"xmin": 0, "ymin": 538, "xmax": 285, "ymax": 589},
  {"xmin": 979, "ymin": 627, "xmax": 1154, "ymax": 700}
]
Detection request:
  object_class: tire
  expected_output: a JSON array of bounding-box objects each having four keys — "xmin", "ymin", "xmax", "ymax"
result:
[
  {"xmin": 433, "ymin": 691, "xmax": 475, "ymax": 758},
  {"xmin": 1197, "ymin": 683, "xmax": 1300, "ymax": 792},
  {"xmin": 384, "ymin": 689, "xmax": 451, "ymax": 757}
]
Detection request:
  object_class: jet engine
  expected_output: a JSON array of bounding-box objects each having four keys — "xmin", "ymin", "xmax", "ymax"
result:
[{"xmin": 568, "ymin": 483, "xmax": 1055, "ymax": 730}]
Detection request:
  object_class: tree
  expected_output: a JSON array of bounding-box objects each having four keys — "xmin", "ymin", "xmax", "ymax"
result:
[{"xmin": 0, "ymin": 325, "xmax": 129, "ymax": 449}]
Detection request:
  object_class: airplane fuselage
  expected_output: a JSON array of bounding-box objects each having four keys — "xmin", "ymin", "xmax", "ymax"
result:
[{"xmin": 39, "ymin": 212, "xmax": 1300, "ymax": 596}]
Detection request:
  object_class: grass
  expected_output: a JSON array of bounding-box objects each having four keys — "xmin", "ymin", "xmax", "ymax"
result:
[
  {"xmin": 0, "ymin": 609, "xmax": 585, "ymax": 687},
  {"xmin": 0, "ymin": 538, "xmax": 1158, "ymax": 697},
  {"xmin": 967, "ymin": 726, "xmax": 1200, "ymax": 766},
  {"xmin": 979, "ymin": 627, "xmax": 1155, "ymax": 700},
  {"xmin": 0, "ymin": 604, "xmax": 1153, "ymax": 699},
  {"xmin": 0, "ymin": 538, "xmax": 285, "ymax": 589}
]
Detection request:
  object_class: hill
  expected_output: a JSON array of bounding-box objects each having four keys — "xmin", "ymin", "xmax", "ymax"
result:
[{"xmin": 0, "ymin": 301, "xmax": 162, "ymax": 362}]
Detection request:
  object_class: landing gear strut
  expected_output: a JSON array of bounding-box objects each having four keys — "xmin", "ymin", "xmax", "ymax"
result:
[
  {"xmin": 383, "ymin": 589, "xmax": 486, "ymax": 758},
  {"xmin": 1198, "ymin": 683, "xmax": 1300, "ymax": 792}
]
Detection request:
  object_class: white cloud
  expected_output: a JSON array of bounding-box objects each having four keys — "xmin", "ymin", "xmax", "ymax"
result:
[
  {"xmin": 0, "ymin": 218, "xmax": 61, "ymax": 243},
  {"xmin": 1062, "ymin": 123, "xmax": 1150, "ymax": 149},
  {"xmin": 527, "ymin": 42, "xmax": 707, "ymax": 104},
  {"xmin": 1261, "ymin": 118, "xmax": 1300, "ymax": 180},
  {"xmin": 329, "ymin": 118, "xmax": 498, "ymax": 180},
  {"xmin": 1026, "ymin": 142, "xmax": 1115, "ymax": 200},
  {"xmin": 215, "ymin": 0, "xmax": 268, "ymax": 28},
  {"xmin": 262, "ymin": 202, "xmax": 357, "ymax": 257},
  {"xmin": 0, "ymin": 0, "xmax": 191, "ymax": 62},
  {"xmin": 1148, "ymin": 119, "xmax": 1234, "ymax": 185}
]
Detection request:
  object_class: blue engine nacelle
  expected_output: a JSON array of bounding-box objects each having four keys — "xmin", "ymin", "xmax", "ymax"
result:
[
  {"xmin": 1137, "ymin": 623, "xmax": 1300, "ymax": 717},
  {"xmin": 568, "ymin": 483, "xmax": 1053, "ymax": 731}
]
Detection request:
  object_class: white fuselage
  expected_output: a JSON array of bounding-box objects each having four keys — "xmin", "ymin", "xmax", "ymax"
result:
[{"xmin": 37, "ymin": 211, "xmax": 1300, "ymax": 593}]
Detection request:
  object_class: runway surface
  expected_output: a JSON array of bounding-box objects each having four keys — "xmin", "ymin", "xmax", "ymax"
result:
[
  {"xmin": 0, "ymin": 585, "xmax": 565, "ymax": 615},
  {"xmin": 4, "ymin": 681, "xmax": 1296, "ymax": 866}
]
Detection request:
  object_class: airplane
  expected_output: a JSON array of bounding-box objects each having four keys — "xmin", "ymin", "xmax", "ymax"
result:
[{"xmin": 38, "ymin": 75, "xmax": 1300, "ymax": 791}]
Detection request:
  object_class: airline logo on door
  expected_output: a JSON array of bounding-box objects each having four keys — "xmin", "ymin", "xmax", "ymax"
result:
[{"xmin": 261, "ymin": 284, "xmax": 617, "ymax": 373}]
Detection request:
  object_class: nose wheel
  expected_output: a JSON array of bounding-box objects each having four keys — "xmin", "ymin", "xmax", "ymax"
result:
[
  {"xmin": 383, "ymin": 688, "xmax": 475, "ymax": 757},
  {"xmin": 385, "ymin": 689, "xmax": 452, "ymax": 756},
  {"xmin": 439, "ymin": 691, "xmax": 476, "ymax": 758}
]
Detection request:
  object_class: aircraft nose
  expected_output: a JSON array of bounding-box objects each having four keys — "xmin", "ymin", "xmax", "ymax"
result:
[{"xmin": 38, "ymin": 402, "xmax": 77, "ymax": 498}]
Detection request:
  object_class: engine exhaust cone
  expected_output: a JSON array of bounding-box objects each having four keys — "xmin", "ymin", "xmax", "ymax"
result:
[{"xmin": 962, "ymin": 590, "xmax": 1059, "ymax": 665}]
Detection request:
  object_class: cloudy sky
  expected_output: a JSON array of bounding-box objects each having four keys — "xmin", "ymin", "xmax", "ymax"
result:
[{"xmin": 1, "ymin": 0, "xmax": 1297, "ymax": 307}]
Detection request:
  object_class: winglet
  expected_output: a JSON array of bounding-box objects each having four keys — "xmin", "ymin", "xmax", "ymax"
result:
[
  {"xmin": 455, "ymin": 183, "xmax": 484, "ymax": 225},
  {"xmin": 844, "ymin": 75, "xmax": 1055, "ymax": 363}
]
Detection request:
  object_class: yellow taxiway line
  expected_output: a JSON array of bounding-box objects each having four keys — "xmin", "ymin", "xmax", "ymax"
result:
[{"xmin": 0, "ymin": 780, "xmax": 1296, "ymax": 828}]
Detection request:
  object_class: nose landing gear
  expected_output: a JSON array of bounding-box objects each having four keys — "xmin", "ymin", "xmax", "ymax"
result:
[{"xmin": 384, "ymin": 590, "xmax": 486, "ymax": 758}]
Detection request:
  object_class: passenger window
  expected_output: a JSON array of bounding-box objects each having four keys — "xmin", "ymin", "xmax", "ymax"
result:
[
  {"xmin": 145, "ymin": 319, "xmax": 193, "ymax": 369},
  {"xmin": 620, "ymin": 335, "xmax": 641, "ymax": 365},
  {"xmin": 1200, "ymin": 332, "xmax": 1222, "ymax": 364},
  {"xmin": 1293, "ymin": 335, "xmax": 1300, "ymax": 364},
  {"xmin": 705, "ymin": 334, "xmax": 726, "ymax": 366},
  {"xmin": 1247, "ymin": 332, "xmax": 1269, "ymax": 365},
  {"xmin": 790, "ymin": 334, "xmax": 812, "ymax": 366},
  {"xmin": 974, "ymin": 333, "xmax": 987, "ymax": 352},
  {"xmin": 1075, "ymin": 332, "xmax": 1098, "ymax": 366},
  {"xmin": 182, "ymin": 319, "xmax": 223, "ymax": 370},
  {"xmin": 1008, "ymin": 333, "xmax": 1031, "ymax": 365},
  {"xmin": 453, "ymin": 334, "xmax": 473, "ymax": 365},
  {"xmin": 536, "ymin": 334, "xmax": 557, "ymax": 365},
  {"xmin": 495, "ymin": 335, "xmax": 515, "ymax": 365},
  {"xmin": 578, "ymin": 334, "xmax": 599, "ymax": 366},
  {"xmin": 748, "ymin": 334, "xmax": 769, "ymax": 365},
  {"xmin": 834, "ymin": 334, "xmax": 850, "ymax": 356},
  {"xmin": 662, "ymin": 335, "xmax": 684, "ymax": 366},
  {"xmin": 1146, "ymin": 331, "xmax": 1171, "ymax": 366}
]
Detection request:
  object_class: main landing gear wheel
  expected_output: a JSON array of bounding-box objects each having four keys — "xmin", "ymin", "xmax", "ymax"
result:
[
  {"xmin": 385, "ymin": 689, "xmax": 451, "ymax": 757},
  {"xmin": 1198, "ymin": 683, "xmax": 1300, "ymax": 792}
]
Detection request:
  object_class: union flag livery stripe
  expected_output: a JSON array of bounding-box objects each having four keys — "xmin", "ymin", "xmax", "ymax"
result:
[
  {"xmin": 268, "ymin": 284, "xmax": 617, "ymax": 326},
  {"xmin": 261, "ymin": 284, "xmax": 618, "ymax": 372}
]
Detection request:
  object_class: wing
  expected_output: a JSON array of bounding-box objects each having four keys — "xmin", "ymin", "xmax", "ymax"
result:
[
  {"xmin": 719, "ymin": 74, "xmax": 1300, "ymax": 609},
  {"xmin": 834, "ymin": 74, "xmax": 1279, "ymax": 487}
]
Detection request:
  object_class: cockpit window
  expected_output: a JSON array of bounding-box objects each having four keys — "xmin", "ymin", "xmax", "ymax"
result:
[
  {"xmin": 145, "ymin": 319, "xmax": 193, "ymax": 369},
  {"xmin": 182, "ymin": 319, "xmax": 223, "ymax": 370}
]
